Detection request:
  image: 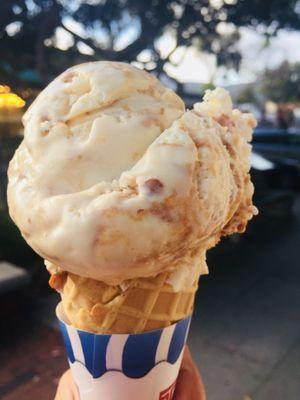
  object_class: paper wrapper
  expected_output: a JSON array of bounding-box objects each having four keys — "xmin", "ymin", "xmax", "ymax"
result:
[{"xmin": 56, "ymin": 302, "xmax": 191, "ymax": 400}]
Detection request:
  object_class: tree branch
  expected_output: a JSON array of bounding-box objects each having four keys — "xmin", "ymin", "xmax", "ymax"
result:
[
  {"xmin": 61, "ymin": 22, "xmax": 114, "ymax": 59},
  {"xmin": 62, "ymin": 13, "xmax": 153, "ymax": 62}
]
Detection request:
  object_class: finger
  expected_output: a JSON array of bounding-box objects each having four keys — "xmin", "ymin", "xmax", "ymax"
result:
[
  {"xmin": 183, "ymin": 347, "xmax": 206, "ymax": 398},
  {"xmin": 54, "ymin": 370, "xmax": 80, "ymax": 400},
  {"xmin": 174, "ymin": 347, "xmax": 206, "ymax": 400}
]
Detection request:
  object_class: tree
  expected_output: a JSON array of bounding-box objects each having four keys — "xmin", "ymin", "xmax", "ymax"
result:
[
  {"xmin": 0, "ymin": 0, "xmax": 299, "ymax": 94},
  {"xmin": 236, "ymin": 86, "xmax": 259, "ymax": 105},
  {"xmin": 261, "ymin": 61, "xmax": 300, "ymax": 104}
]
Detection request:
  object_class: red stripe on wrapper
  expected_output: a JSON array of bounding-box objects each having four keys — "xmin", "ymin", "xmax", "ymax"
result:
[{"xmin": 159, "ymin": 380, "xmax": 177, "ymax": 400}]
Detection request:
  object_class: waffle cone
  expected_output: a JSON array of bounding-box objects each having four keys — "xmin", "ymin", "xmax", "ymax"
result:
[{"xmin": 60, "ymin": 271, "xmax": 199, "ymax": 334}]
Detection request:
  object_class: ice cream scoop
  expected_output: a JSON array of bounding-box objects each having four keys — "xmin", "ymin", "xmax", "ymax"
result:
[{"xmin": 7, "ymin": 62, "xmax": 257, "ymax": 285}]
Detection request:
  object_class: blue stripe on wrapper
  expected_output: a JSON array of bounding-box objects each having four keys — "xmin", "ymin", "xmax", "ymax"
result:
[
  {"xmin": 167, "ymin": 317, "xmax": 190, "ymax": 364},
  {"xmin": 93, "ymin": 334, "xmax": 111, "ymax": 378},
  {"xmin": 57, "ymin": 303, "xmax": 191, "ymax": 379},
  {"xmin": 78, "ymin": 331, "xmax": 111, "ymax": 378},
  {"xmin": 122, "ymin": 330, "xmax": 162, "ymax": 378},
  {"xmin": 59, "ymin": 321, "xmax": 75, "ymax": 363},
  {"xmin": 78, "ymin": 331, "xmax": 94, "ymax": 374}
]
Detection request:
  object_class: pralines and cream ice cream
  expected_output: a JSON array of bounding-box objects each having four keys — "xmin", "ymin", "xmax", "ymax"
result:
[{"xmin": 8, "ymin": 62, "xmax": 256, "ymax": 288}]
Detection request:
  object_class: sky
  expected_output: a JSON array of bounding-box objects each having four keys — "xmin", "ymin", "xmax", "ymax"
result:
[
  {"xmin": 7, "ymin": 9, "xmax": 299, "ymax": 87},
  {"xmin": 164, "ymin": 28, "xmax": 300, "ymax": 85},
  {"xmin": 55, "ymin": 16, "xmax": 300, "ymax": 86}
]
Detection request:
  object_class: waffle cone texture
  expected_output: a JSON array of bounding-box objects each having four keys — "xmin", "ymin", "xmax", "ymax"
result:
[{"xmin": 60, "ymin": 272, "xmax": 198, "ymax": 334}]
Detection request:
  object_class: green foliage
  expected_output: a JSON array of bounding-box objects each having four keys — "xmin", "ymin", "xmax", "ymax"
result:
[
  {"xmin": 0, "ymin": 0, "xmax": 299, "ymax": 90},
  {"xmin": 261, "ymin": 61, "xmax": 300, "ymax": 103},
  {"xmin": 236, "ymin": 86, "xmax": 257, "ymax": 105},
  {"xmin": 202, "ymin": 82, "xmax": 216, "ymax": 91}
]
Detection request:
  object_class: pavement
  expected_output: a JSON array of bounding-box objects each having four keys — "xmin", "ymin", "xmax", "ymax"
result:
[
  {"xmin": 0, "ymin": 325, "xmax": 67, "ymax": 400},
  {"xmin": 189, "ymin": 203, "xmax": 300, "ymax": 399},
  {"xmin": 0, "ymin": 202, "xmax": 299, "ymax": 399}
]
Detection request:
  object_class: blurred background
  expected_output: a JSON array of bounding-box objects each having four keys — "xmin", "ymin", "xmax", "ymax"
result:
[{"xmin": 0, "ymin": 1, "xmax": 300, "ymax": 399}]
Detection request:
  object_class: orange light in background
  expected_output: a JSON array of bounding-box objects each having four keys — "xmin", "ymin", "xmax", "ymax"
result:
[
  {"xmin": 0, "ymin": 85, "xmax": 25, "ymax": 108},
  {"xmin": 0, "ymin": 85, "xmax": 11, "ymax": 94}
]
